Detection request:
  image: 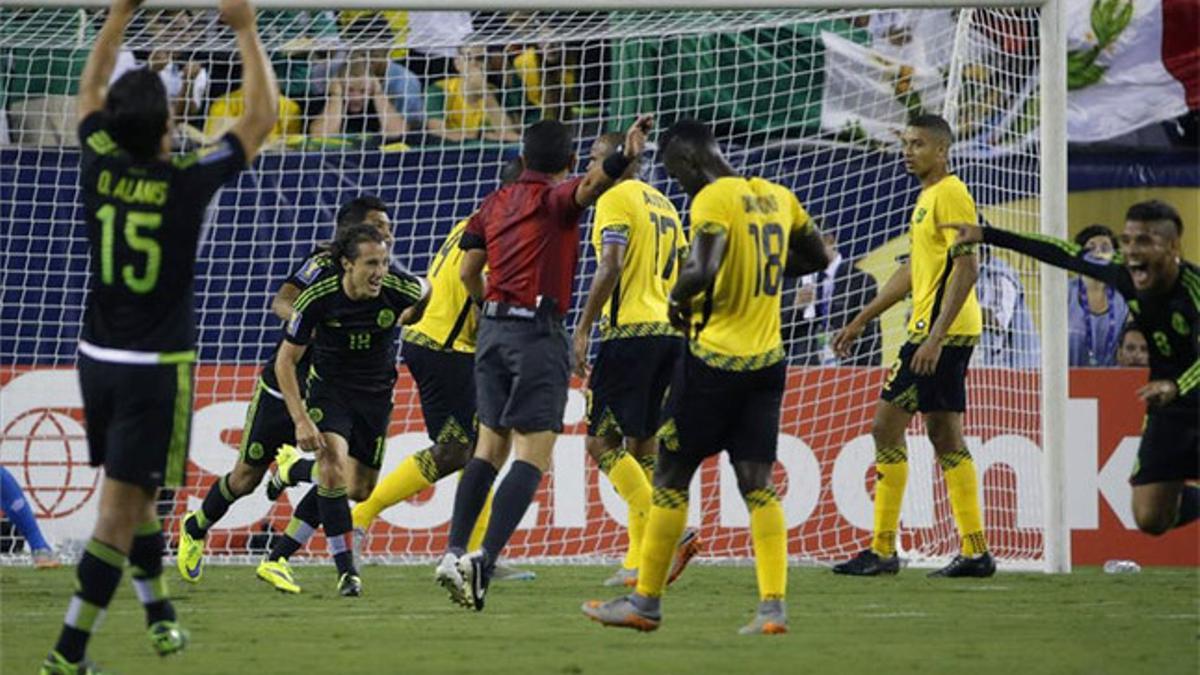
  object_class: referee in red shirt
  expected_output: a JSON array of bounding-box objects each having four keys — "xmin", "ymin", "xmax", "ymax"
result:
[{"xmin": 436, "ymin": 115, "xmax": 653, "ymax": 610}]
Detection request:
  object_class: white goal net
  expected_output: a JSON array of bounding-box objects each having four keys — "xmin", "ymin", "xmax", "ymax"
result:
[{"xmin": 0, "ymin": 4, "xmax": 1058, "ymax": 569}]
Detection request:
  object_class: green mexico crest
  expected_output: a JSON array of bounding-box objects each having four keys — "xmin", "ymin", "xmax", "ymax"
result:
[
  {"xmin": 308, "ymin": 407, "xmax": 324, "ymax": 423},
  {"xmin": 1172, "ymin": 312, "xmax": 1189, "ymax": 335},
  {"xmin": 377, "ymin": 308, "xmax": 396, "ymax": 328},
  {"xmin": 247, "ymin": 442, "xmax": 264, "ymax": 461}
]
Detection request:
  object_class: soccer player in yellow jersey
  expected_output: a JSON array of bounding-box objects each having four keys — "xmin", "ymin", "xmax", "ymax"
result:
[
  {"xmin": 572, "ymin": 133, "xmax": 698, "ymax": 589},
  {"xmin": 583, "ymin": 120, "xmax": 830, "ymax": 634},
  {"xmin": 831, "ymin": 114, "xmax": 995, "ymax": 578},
  {"xmin": 343, "ymin": 160, "xmax": 532, "ymax": 580}
]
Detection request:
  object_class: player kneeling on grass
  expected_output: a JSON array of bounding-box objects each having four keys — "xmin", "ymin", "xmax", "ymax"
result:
[
  {"xmin": 41, "ymin": 0, "xmax": 277, "ymax": 671},
  {"xmin": 259, "ymin": 224, "xmax": 429, "ymax": 597},
  {"xmin": 176, "ymin": 197, "xmax": 394, "ymax": 584},
  {"xmin": 582, "ymin": 120, "xmax": 829, "ymax": 635}
]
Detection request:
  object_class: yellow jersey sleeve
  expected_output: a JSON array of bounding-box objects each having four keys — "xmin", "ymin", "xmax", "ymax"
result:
[
  {"xmin": 688, "ymin": 181, "xmax": 732, "ymax": 237},
  {"xmin": 404, "ymin": 218, "xmax": 477, "ymax": 352},
  {"xmin": 933, "ymin": 180, "xmax": 978, "ymax": 256},
  {"xmin": 593, "ymin": 185, "xmax": 635, "ymax": 255}
]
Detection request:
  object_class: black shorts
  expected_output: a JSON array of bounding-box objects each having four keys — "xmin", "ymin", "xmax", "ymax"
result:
[
  {"xmin": 475, "ymin": 316, "xmax": 571, "ymax": 433},
  {"xmin": 657, "ymin": 351, "xmax": 785, "ymax": 464},
  {"xmin": 880, "ymin": 341, "xmax": 974, "ymax": 414},
  {"xmin": 402, "ymin": 340, "xmax": 477, "ymax": 446},
  {"xmin": 587, "ymin": 336, "xmax": 683, "ymax": 439},
  {"xmin": 1129, "ymin": 408, "xmax": 1200, "ymax": 486},
  {"xmin": 239, "ymin": 380, "xmax": 295, "ymax": 467},
  {"xmin": 79, "ymin": 355, "xmax": 193, "ymax": 488},
  {"xmin": 306, "ymin": 378, "xmax": 393, "ymax": 471}
]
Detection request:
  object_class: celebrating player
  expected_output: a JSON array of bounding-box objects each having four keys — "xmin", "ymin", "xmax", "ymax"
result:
[
  {"xmin": 831, "ymin": 114, "xmax": 994, "ymax": 578},
  {"xmin": 435, "ymin": 114, "xmax": 652, "ymax": 611},
  {"xmin": 572, "ymin": 132, "xmax": 698, "ymax": 588},
  {"xmin": 348, "ymin": 160, "xmax": 533, "ymax": 581},
  {"xmin": 259, "ymin": 224, "xmax": 429, "ymax": 597},
  {"xmin": 42, "ymin": 0, "xmax": 277, "ymax": 672},
  {"xmin": 942, "ymin": 200, "xmax": 1198, "ymax": 535},
  {"xmin": 582, "ymin": 119, "xmax": 829, "ymax": 634},
  {"xmin": 176, "ymin": 197, "xmax": 393, "ymax": 584}
]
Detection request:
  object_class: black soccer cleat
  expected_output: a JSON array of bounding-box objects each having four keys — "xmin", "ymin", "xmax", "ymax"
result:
[
  {"xmin": 928, "ymin": 553, "xmax": 996, "ymax": 578},
  {"xmin": 457, "ymin": 551, "xmax": 491, "ymax": 611},
  {"xmin": 832, "ymin": 549, "xmax": 901, "ymax": 576}
]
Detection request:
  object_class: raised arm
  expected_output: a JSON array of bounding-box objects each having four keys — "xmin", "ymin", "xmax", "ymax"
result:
[
  {"xmin": 574, "ymin": 114, "xmax": 652, "ymax": 208},
  {"xmin": 222, "ymin": 0, "xmax": 279, "ymax": 164},
  {"xmin": 369, "ymin": 76, "xmax": 408, "ymax": 141},
  {"xmin": 78, "ymin": 0, "xmax": 142, "ymax": 120},
  {"xmin": 832, "ymin": 260, "xmax": 912, "ymax": 359},
  {"xmin": 572, "ymin": 240, "xmax": 624, "ymax": 377},
  {"xmin": 942, "ymin": 222, "xmax": 1129, "ymax": 290}
]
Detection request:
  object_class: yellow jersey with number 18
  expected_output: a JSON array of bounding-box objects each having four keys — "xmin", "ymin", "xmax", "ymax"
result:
[
  {"xmin": 591, "ymin": 179, "xmax": 686, "ymax": 340},
  {"xmin": 688, "ymin": 176, "xmax": 812, "ymax": 370},
  {"xmin": 907, "ymin": 175, "xmax": 982, "ymax": 341},
  {"xmin": 404, "ymin": 218, "xmax": 477, "ymax": 353}
]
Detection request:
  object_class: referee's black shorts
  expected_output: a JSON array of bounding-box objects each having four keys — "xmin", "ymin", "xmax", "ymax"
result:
[
  {"xmin": 475, "ymin": 316, "xmax": 570, "ymax": 434},
  {"xmin": 78, "ymin": 354, "xmax": 193, "ymax": 488},
  {"xmin": 586, "ymin": 335, "xmax": 683, "ymax": 439},
  {"xmin": 402, "ymin": 340, "xmax": 477, "ymax": 447}
]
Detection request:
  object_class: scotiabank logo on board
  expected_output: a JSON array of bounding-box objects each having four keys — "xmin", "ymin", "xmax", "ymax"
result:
[{"xmin": 1, "ymin": 366, "xmax": 1194, "ymax": 565}]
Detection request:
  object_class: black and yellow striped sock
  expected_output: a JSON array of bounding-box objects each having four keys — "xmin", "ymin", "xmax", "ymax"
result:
[
  {"xmin": 637, "ymin": 453, "xmax": 657, "ymax": 485},
  {"xmin": 634, "ymin": 487, "xmax": 688, "ymax": 599},
  {"xmin": 871, "ymin": 445, "xmax": 908, "ymax": 557},
  {"xmin": 128, "ymin": 520, "xmax": 174, "ymax": 626},
  {"xmin": 317, "ymin": 485, "xmax": 356, "ymax": 577},
  {"xmin": 352, "ymin": 448, "xmax": 438, "ymax": 529},
  {"xmin": 940, "ymin": 448, "xmax": 988, "ymax": 557},
  {"xmin": 598, "ymin": 449, "xmax": 652, "ymax": 571},
  {"xmin": 54, "ymin": 538, "xmax": 125, "ymax": 663},
  {"xmin": 745, "ymin": 487, "xmax": 787, "ymax": 601}
]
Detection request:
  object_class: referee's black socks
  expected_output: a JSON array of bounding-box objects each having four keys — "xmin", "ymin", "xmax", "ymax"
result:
[
  {"xmin": 447, "ymin": 458, "xmax": 498, "ymax": 556},
  {"xmin": 481, "ymin": 460, "xmax": 543, "ymax": 568}
]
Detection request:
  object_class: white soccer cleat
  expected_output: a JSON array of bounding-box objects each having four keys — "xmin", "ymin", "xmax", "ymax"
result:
[{"xmin": 435, "ymin": 553, "xmax": 470, "ymax": 609}]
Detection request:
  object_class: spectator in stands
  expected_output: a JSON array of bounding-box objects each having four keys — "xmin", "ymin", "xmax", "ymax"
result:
[
  {"xmin": 1068, "ymin": 224, "xmax": 1128, "ymax": 366},
  {"xmin": 110, "ymin": 10, "xmax": 208, "ymax": 124},
  {"xmin": 1116, "ymin": 325, "xmax": 1150, "ymax": 368},
  {"xmin": 5, "ymin": 8, "xmax": 93, "ymax": 146},
  {"xmin": 404, "ymin": 11, "xmax": 474, "ymax": 84},
  {"xmin": 314, "ymin": 13, "xmax": 425, "ymax": 128},
  {"xmin": 424, "ymin": 46, "xmax": 521, "ymax": 143},
  {"xmin": 511, "ymin": 43, "xmax": 579, "ymax": 122},
  {"xmin": 976, "ymin": 246, "xmax": 1039, "ymax": 368},
  {"xmin": 309, "ymin": 57, "xmax": 408, "ymax": 142},
  {"xmin": 782, "ymin": 232, "xmax": 880, "ymax": 366}
]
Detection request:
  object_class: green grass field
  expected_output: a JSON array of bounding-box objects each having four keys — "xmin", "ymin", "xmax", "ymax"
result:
[{"xmin": 2, "ymin": 564, "xmax": 1196, "ymax": 675}]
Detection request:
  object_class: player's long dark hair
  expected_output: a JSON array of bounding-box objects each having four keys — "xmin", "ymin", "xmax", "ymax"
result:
[
  {"xmin": 104, "ymin": 68, "xmax": 169, "ymax": 161},
  {"xmin": 330, "ymin": 223, "xmax": 387, "ymax": 265}
]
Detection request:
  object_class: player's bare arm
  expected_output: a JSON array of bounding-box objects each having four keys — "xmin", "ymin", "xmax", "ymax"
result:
[
  {"xmin": 912, "ymin": 251, "xmax": 978, "ymax": 375},
  {"xmin": 573, "ymin": 241, "xmax": 626, "ymax": 378},
  {"xmin": 275, "ymin": 340, "xmax": 324, "ymax": 452},
  {"xmin": 667, "ymin": 229, "xmax": 727, "ymax": 334},
  {"xmin": 399, "ymin": 278, "xmax": 433, "ymax": 326},
  {"xmin": 222, "ymin": 0, "xmax": 279, "ymax": 163},
  {"xmin": 271, "ymin": 282, "xmax": 303, "ymax": 321},
  {"xmin": 78, "ymin": 0, "xmax": 144, "ymax": 120},
  {"xmin": 575, "ymin": 115, "xmax": 653, "ymax": 208},
  {"xmin": 460, "ymin": 249, "xmax": 487, "ymax": 305},
  {"xmin": 833, "ymin": 260, "xmax": 912, "ymax": 358},
  {"xmin": 785, "ymin": 225, "xmax": 831, "ymax": 277}
]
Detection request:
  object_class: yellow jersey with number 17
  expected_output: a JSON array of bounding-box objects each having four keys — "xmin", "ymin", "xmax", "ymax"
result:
[
  {"xmin": 687, "ymin": 176, "xmax": 812, "ymax": 370},
  {"xmin": 404, "ymin": 218, "xmax": 477, "ymax": 353},
  {"xmin": 907, "ymin": 175, "xmax": 982, "ymax": 341},
  {"xmin": 591, "ymin": 179, "xmax": 686, "ymax": 340}
]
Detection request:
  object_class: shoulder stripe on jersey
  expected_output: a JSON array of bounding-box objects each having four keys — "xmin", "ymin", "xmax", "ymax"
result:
[
  {"xmin": 294, "ymin": 275, "xmax": 338, "ymax": 303},
  {"xmin": 1180, "ymin": 268, "xmax": 1200, "ymax": 307},
  {"xmin": 87, "ymin": 130, "xmax": 117, "ymax": 156},
  {"xmin": 383, "ymin": 275, "xmax": 424, "ymax": 300},
  {"xmin": 293, "ymin": 277, "xmax": 340, "ymax": 310}
]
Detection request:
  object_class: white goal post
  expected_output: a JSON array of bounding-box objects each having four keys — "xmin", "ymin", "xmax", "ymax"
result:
[{"xmin": 0, "ymin": 0, "xmax": 1068, "ymax": 572}]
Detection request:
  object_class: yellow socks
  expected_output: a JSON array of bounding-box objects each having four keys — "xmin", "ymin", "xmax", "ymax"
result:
[
  {"xmin": 870, "ymin": 445, "xmax": 908, "ymax": 557},
  {"xmin": 598, "ymin": 450, "xmax": 652, "ymax": 570},
  {"xmin": 634, "ymin": 487, "xmax": 688, "ymax": 599},
  {"xmin": 940, "ymin": 448, "xmax": 988, "ymax": 557},
  {"xmin": 351, "ymin": 449, "xmax": 439, "ymax": 530},
  {"xmin": 746, "ymin": 488, "xmax": 787, "ymax": 601}
]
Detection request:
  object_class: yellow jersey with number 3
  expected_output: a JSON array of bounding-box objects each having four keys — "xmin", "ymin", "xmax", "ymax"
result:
[
  {"xmin": 688, "ymin": 176, "xmax": 812, "ymax": 370},
  {"xmin": 907, "ymin": 175, "xmax": 982, "ymax": 340},
  {"xmin": 404, "ymin": 218, "xmax": 477, "ymax": 353},
  {"xmin": 591, "ymin": 179, "xmax": 686, "ymax": 339}
]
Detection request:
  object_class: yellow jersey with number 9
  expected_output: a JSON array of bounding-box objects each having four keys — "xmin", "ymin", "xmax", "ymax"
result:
[
  {"xmin": 591, "ymin": 179, "xmax": 686, "ymax": 340},
  {"xmin": 907, "ymin": 175, "xmax": 982, "ymax": 340},
  {"xmin": 687, "ymin": 176, "xmax": 812, "ymax": 370},
  {"xmin": 404, "ymin": 218, "xmax": 477, "ymax": 353}
]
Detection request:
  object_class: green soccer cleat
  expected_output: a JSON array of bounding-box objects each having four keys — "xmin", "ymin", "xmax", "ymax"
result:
[
  {"xmin": 266, "ymin": 443, "xmax": 302, "ymax": 501},
  {"xmin": 39, "ymin": 651, "xmax": 108, "ymax": 675},
  {"xmin": 581, "ymin": 595, "xmax": 661, "ymax": 632},
  {"xmin": 148, "ymin": 620, "xmax": 189, "ymax": 656},
  {"xmin": 256, "ymin": 558, "xmax": 301, "ymax": 594},
  {"xmin": 738, "ymin": 600, "xmax": 788, "ymax": 635},
  {"xmin": 338, "ymin": 572, "xmax": 362, "ymax": 597},
  {"xmin": 602, "ymin": 567, "xmax": 638, "ymax": 587},
  {"xmin": 176, "ymin": 512, "xmax": 205, "ymax": 583}
]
